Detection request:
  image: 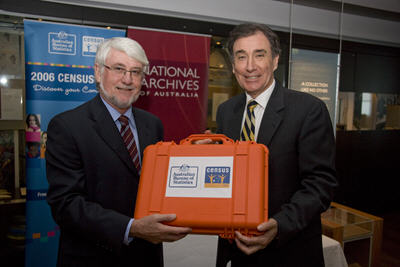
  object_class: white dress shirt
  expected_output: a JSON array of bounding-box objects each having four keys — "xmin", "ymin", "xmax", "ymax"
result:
[{"xmin": 241, "ymin": 79, "xmax": 276, "ymax": 141}]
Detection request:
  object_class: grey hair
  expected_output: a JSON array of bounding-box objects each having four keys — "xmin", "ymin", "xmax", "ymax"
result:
[{"xmin": 95, "ymin": 37, "xmax": 149, "ymax": 73}]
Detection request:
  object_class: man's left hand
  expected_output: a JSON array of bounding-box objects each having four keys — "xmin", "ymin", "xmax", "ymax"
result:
[{"xmin": 234, "ymin": 218, "xmax": 278, "ymax": 255}]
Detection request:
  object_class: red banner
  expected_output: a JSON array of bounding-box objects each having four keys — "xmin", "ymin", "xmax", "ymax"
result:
[{"xmin": 127, "ymin": 27, "xmax": 210, "ymax": 142}]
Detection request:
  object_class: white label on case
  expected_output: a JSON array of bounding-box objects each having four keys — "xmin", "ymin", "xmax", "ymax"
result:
[{"xmin": 165, "ymin": 156, "xmax": 233, "ymax": 198}]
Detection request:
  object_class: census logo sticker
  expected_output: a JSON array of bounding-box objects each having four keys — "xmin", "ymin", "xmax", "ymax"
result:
[
  {"xmin": 48, "ymin": 31, "xmax": 76, "ymax": 55},
  {"xmin": 169, "ymin": 164, "xmax": 198, "ymax": 188},
  {"xmin": 205, "ymin": 166, "xmax": 231, "ymax": 188},
  {"xmin": 82, "ymin": 36, "xmax": 104, "ymax": 57}
]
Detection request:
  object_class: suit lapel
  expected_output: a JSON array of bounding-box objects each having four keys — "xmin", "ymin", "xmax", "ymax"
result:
[
  {"xmin": 132, "ymin": 109, "xmax": 152, "ymax": 158},
  {"xmin": 226, "ymin": 94, "xmax": 246, "ymax": 140},
  {"xmin": 90, "ymin": 95, "xmax": 137, "ymax": 174},
  {"xmin": 257, "ymin": 83, "xmax": 285, "ymax": 146}
]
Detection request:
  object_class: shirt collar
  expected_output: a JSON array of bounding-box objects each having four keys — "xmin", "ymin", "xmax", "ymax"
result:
[
  {"xmin": 100, "ymin": 95, "xmax": 134, "ymax": 124},
  {"xmin": 245, "ymin": 79, "xmax": 275, "ymax": 109}
]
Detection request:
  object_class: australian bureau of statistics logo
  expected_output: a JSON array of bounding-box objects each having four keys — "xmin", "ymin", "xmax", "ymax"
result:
[
  {"xmin": 169, "ymin": 164, "xmax": 198, "ymax": 188},
  {"xmin": 205, "ymin": 166, "xmax": 231, "ymax": 188},
  {"xmin": 48, "ymin": 31, "xmax": 77, "ymax": 55}
]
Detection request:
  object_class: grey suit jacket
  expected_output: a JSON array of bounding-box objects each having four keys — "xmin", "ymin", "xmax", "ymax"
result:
[
  {"xmin": 216, "ymin": 82, "xmax": 337, "ymax": 267},
  {"xmin": 46, "ymin": 94, "xmax": 164, "ymax": 266}
]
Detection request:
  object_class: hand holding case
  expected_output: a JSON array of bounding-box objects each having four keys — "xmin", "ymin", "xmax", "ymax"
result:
[{"xmin": 134, "ymin": 134, "xmax": 269, "ymax": 239}]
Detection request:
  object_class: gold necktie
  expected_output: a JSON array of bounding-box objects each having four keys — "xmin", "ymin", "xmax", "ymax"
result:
[{"xmin": 241, "ymin": 100, "xmax": 258, "ymax": 141}]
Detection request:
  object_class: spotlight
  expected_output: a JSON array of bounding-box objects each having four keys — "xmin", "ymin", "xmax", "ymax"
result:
[{"xmin": 0, "ymin": 77, "xmax": 8, "ymax": 86}]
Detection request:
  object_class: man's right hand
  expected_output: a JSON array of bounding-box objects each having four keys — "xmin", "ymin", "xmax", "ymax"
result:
[{"xmin": 130, "ymin": 214, "xmax": 192, "ymax": 244}]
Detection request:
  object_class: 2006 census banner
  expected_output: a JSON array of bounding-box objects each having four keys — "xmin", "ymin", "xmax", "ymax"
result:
[
  {"xmin": 127, "ymin": 27, "xmax": 211, "ymax": 142},
  {"xmin": 24, "ymin": 19, "xmax": 124, "ymax": 267}
]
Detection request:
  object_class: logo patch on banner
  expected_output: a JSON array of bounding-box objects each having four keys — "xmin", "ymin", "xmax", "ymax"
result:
[
  {"xmin": 169, "ymin": 164, "xmax": 198, "ymax": 188},
  {"xmin": 205, "ymin": 167, "xmax": 231, "ymax": 188},
  {"xmin": 48, "ymin": 31, "xmax": 76, "ymax": 55},
  {"xmin": 82, "ymin": 36, "xmax": 104, "ymax": 57}
]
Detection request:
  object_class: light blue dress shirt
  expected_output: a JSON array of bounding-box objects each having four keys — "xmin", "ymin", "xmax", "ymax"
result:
[{"xmin": 100, "ymin": 96, "xmax": 139, "ymax": 245}]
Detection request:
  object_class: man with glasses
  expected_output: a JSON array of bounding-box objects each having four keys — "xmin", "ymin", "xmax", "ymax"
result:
[{"xmin": 46, "ymin": 37, "xmax": 191, "ymax": 267}]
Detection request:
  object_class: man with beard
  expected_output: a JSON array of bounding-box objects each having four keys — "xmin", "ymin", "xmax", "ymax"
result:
[{"xmin": 46, "ymin": 37, "xmax": 191, "ymax": 267}]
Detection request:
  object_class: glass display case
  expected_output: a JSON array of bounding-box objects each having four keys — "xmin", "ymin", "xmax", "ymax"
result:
[{"xmin": 321, "ymin": 202, "xmax": 383, "ymax": 267}]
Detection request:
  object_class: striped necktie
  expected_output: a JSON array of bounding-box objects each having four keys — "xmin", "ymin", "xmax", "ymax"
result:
[
  {"xmin": 118, "ymin": 115, "xmax": 140, "ymax": 171},
  {"xmin": 241, "ymin": 100, "xmax": 258, "ymax": 141}
]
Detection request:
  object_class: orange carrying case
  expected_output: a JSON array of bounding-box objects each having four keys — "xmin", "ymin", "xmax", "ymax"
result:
[{"xmin": 134, "ymin": 134, "xmax": 269, "ymax": 239}]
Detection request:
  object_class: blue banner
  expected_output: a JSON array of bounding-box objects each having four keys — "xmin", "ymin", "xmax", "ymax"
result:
[{"xmin": 24, "ymin": 19, "xmax": 125, "ymax": 267}]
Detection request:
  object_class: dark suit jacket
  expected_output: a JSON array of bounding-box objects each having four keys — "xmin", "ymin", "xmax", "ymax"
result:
[
  {"xmin": 216, "ymin": 82, "xmax": 337, "ymax": 267},
  {"xmin": 46, "ymin": 94, "xmax": 164, "ymax": 267}
]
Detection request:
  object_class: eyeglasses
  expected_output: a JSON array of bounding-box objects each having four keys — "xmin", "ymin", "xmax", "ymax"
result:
[{"xmin": 103, "ymin": 64, "xmax": 143, "ymax": 78}]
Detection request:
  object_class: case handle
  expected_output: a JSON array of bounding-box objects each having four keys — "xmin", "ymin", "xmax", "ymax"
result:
[{"xmin": 179, "ymin": 134, "xmax": 234, "ymax": 145}]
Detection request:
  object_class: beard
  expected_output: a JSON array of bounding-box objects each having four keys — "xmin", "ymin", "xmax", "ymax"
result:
[{"xmin": 98, "ymin": 82, "xmax": 139, "ymax": 110}]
